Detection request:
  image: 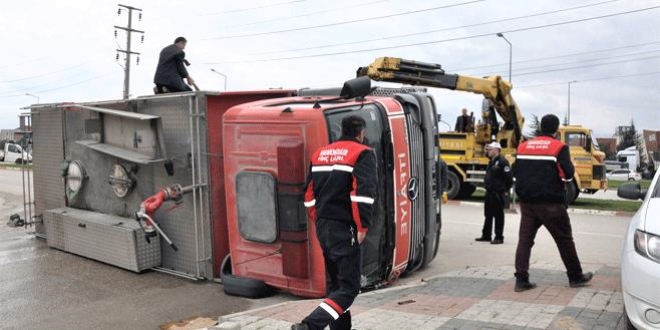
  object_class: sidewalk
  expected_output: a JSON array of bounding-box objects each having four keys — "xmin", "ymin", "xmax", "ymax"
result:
[{"xmin": 211, "ymin": 262, "xmax": 625, "ymax": 330}]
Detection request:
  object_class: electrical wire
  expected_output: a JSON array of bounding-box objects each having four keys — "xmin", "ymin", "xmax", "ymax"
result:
[
  {"xmin": 224, "ymin": 0, "xmax": 389, "ymax": 29},
  {"xmin": 204, "ymin": 0, "xmax": 485, "ymax": 40},
  {"xmin": 0, "ymin": 72, "xmax": 118, "ymax": 98},
  {"xmin": 209, "ymin": 0, "xmax": 306, "ymax": 15},
  {"xmin": 514, "ymin": 71, "xmax": 660, "ymax": 89},
  {"xmin": 0, "ymin": 62, "xmax": 91, "ymax": 83},
  {"xmin": 478, "ymin": 53, "xmax": 660, "ymax": 78},
  {"xmin": 247, "ymin": 0, "xmax": 621, "ymax": 56},
  {"xmin": 206, "ymin": 5, "xmax": 660, "ymax": 64},
  {"xmin": 449, "ymin": 41, "xmax": 660, "ymax": 72}
]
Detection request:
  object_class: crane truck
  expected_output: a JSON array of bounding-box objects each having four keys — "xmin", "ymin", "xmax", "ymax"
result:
[
  {"xmin": 24, "ymin": 76, "xmax": 442, "ymax": 299},
  {"xmin": 357, "ymin": 57, "xmax": 607, "ymax": 203}
]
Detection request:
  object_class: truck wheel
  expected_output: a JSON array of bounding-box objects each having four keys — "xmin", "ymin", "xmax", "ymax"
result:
[
  {"xmin": 220, "ymin": 255, "xmax": 275, "ymax": 299},
  {"xmin": 15, "ymin": 159, "xmax": 23, "ymax": 165},
  {"xmin": 446, "ymin": 171, "xmax": 461, "ymax": 200},
  {"xmin": 565, "ymin": 182, "xmax": 579, "ymax": 204},
  {"xmin": 457, "ymin": 183, "xmax": 477, "ymax": 198}
]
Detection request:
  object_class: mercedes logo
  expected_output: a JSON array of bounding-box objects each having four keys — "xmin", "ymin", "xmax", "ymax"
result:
[{"xmin": 407, "ymin": 177, "xmax": 419, "ymax": 201}]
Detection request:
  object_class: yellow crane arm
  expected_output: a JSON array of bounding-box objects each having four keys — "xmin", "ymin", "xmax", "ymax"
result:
[{"xmin": 357, "ymin": 57, "xmax": 524, "ymax": 146}]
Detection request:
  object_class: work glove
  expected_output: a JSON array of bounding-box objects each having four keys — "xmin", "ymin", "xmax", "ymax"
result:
[{"xmin": 442, "ymin": 192, "xmax": 448, "ymax": 204}]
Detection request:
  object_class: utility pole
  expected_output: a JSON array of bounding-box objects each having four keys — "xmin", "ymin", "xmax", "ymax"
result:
[{"xmin": 115, "ymin": 4, "xmax": 144, "ymax": 100}]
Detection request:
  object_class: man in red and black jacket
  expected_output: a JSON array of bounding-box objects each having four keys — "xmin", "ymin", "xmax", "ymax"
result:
[
  {"xmin": 513, "ymin": 114, "xmax": 593, "ymax": 292},
  {"xmin": 292, "ymin": 115, "xmax": 377, "ymax": 330}
]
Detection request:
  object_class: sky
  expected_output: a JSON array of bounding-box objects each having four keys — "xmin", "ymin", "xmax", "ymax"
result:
[{"xmin": 1, "ymin": 0, "xmax": 658, "ymax": 137}]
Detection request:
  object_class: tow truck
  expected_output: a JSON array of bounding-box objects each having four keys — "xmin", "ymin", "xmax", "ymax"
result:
[{"xmin": 358, "ymin": 57, "xmax": 607, "ymax": 203}]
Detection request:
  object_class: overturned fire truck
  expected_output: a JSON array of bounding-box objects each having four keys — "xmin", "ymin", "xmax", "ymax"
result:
[{"xmin": 25, "ymin": 76, "xmax": 442, "ymax": 298}]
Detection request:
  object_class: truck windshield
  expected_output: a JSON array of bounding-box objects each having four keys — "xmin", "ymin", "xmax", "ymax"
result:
[
  {"xmin": 591, "ymin": 131, "xmax": 600, "ymax": 151},
  {"xmin": 324, "ymin": 104, "xmax": 383, "ymax": 148}
]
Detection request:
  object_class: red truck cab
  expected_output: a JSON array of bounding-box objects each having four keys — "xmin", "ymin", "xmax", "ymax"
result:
[{"xmin": 221, "ymin": 78, "xmax": 442, "ymax": 297}]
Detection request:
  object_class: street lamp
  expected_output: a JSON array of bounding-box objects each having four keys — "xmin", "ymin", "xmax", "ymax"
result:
[
  {"xmin": 496, "ymin": 33, "xmax": 512, "ymax": 82},
  {"xmin": 568, "ymin": 80, "xmax": 577, "ymax": 125},
  {"xmin": 210, "ymin": 68, "xmax": 227, "ymax": 91},
  {"xmin": 25, "ymin": 93, "xmax": 40, "ymax": 104}
]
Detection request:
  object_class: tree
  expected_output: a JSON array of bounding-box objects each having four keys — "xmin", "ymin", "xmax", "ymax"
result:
[
  {"xmin": 598, "ymin": 142, "xmax": 615, "ymax": 160},
  {"xmin": 617, "ymin": 120, "xmax": 646, "ymax": 171},
  {"xmin": 526, "ymin": 114, "xmax": 541, "ymax": 138},
  {"xmin": 617, "ymin": 120, "xmax": 640, "ymax": 152}
]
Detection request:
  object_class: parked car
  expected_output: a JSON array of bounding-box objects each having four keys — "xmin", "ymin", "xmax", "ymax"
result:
[
  {"xmin": 607, "ymin": 169, "xmax": 642, "ymax": 181},
  {"xmin": 618, "ymin": 171, "xmax": 660, "ymax": 329}
]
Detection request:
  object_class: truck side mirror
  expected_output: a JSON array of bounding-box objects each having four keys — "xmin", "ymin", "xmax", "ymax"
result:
[
  {"xmin": 617, "ymin": 182, "xmax": 647, "ymax": 201},
  {"xmin": 340, "ymin": 76, "xmax": 371, "ymax": 99}
]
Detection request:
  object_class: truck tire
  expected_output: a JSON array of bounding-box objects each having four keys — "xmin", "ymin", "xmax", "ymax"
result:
[
  {"xmin": 457, "ymin": 183, "xmax": 477, "ymax": 198},
  {"xmin": 220, "ymin": 255, "xmax": 275, "ymax": 299},
  {"xmin": 446, "ymin": 171, "xmax": 461, "ymax": 200}
]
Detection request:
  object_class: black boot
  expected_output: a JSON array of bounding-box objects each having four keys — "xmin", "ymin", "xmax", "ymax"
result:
[
  {"xmin": 569, "ymin": 272, "xmax": 593, "ymax": 288},
  {"xmin": 475, "ymin": 236, "xmax": 491, "ymax": 242},
  {"xmin": 291, "ymin": 323, "xmax": 310, "ymax": 330},
  {"xmin": 514, "ymin": 276, "xmax": 537, "ymax": 292}
]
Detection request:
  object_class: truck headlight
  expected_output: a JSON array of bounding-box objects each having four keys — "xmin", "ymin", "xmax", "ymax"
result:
[{"xmin": 634, "ymin": 230, "xmax": 660, "ymax": 262}]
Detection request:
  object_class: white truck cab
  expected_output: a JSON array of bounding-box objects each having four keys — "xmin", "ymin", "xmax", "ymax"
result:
[{"xmin": 0, "ymin": 141, "xmax": 32, "ymax": 164}]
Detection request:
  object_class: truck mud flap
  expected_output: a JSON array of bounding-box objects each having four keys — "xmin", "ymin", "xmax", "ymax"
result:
[{"xmin": 221, "ymin": 255, "xmax": 275, "ymax": 299}]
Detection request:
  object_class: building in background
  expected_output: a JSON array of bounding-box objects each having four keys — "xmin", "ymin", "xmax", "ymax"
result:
[{"xmin": 642, "ymin": 130, "xmax": 660, "ymax": 172}]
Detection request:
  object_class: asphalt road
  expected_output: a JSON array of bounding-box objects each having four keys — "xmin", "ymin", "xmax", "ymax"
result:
[{"xmin": 0, "ymin": 168, "xmax": 632, "ymax": 329}]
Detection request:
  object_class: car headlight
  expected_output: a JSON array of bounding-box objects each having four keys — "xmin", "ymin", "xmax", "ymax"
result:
[{"xmin": 634, "ymin": 230, "xmax": 660, "ymax": 262}]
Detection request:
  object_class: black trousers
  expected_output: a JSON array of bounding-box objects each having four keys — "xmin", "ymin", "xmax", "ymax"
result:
[
  {"xmin": 303, "ymin": 219, "xmax": 361, "ymax": 330},
  {"xmin": 515, "ymin": 203, "xmax": 584, "ymax": 280},
  {"xmin": 481, "ymin": 191, "xmax": 505, "ymax": 240},
  {"xmin": 155, "ymin": 80, "xmax": 192, "ymax": 93}
]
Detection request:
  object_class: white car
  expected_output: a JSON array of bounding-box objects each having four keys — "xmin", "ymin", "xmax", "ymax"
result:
[
  {"xmin": 618, "ymin": 170, "xmax": 660, "ymax": 329},
  {"xmin": 608, "ymin": 169, "xmax": 642, "ymax": 182}
]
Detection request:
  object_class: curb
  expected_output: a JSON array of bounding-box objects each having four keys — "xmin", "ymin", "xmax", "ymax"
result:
[{"xmin": 451, "ymin": 200, "xmax": 634, "ymax": 217}]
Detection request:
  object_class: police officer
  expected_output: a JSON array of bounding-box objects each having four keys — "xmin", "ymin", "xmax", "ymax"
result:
[
  {"xmin": 292, "ymin": 115, "xmax": 377, "ymax": 330},
  {"xmin": 475, "ymin": 142, "xmax": 513, "ymax": 245}
]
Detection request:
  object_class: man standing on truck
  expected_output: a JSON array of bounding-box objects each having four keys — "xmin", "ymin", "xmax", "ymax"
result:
[
  {"xmin": 512, "ymin": 114, "xmax": 593, "ymax": 292},
  {"xmin": 293, "ymin": 115, "xmax": 377, "ymax": 330},
  {"xmin": 153, "ymin": 37, "xmax": 195, "ymax": 93},
  {"xmin": 475, "ymin": 142, "xmax": 512, "ymax": 245},
  {"xmin": 455, "ymin": 108, "xmax": 471, "ymax": 132}
]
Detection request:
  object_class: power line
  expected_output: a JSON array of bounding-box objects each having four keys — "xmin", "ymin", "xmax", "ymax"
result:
[
  {"xmin": 0, "ymin": 72, "xmax": 118, "ymax": 99},
  {"xmin": 206, "ymin": 5, "xmax": 660, "ymax": 63},
  {"xmin": 115, "ymin": 4, "xmax": 144, "ymax": 100},
  {"xmin": 211, "ymin": 0, "xmax": 306, "ymax": 15},
  {"xmin": 0, "ymin": 62, "xmax": 90, "ymax": 83},
  {"xmin": 224, "ymin": 0, "xmax": 389, "ymax": 29},
  {"xmin": 488, "ymin": 55, "xmax": 660, "ymax": 78},
  {"xmin": 0, "ymin": 57, "xmax": 49, "ymax": 70},
  {"xmin": 248, "ymin": 0, "xmax": 621, "ymax": 56},
  {"xmin": 514, "ymin": 71, "xmax": 660, "ymax": 89},
  {"xmin": 449, "ymin": 41, "xmax": 660, "ymax": 72},
  {"xmin": 205, "ymin": 0, "xmax": 485, "ymax": 40}
]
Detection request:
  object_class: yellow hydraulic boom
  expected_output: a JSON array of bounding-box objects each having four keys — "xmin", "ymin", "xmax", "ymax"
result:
[{"xmin": 357, "ymin": 56, "xmax": 524, "ymax": 148}]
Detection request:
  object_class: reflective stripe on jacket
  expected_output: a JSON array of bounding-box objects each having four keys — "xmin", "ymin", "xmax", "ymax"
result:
[
  {"xmin": 514, "ymin": 135, "xmax": 575, "ymax": 204},
  {"xmin": 304, "ymin": 138, "xmax": 377, "ymax": 233}
]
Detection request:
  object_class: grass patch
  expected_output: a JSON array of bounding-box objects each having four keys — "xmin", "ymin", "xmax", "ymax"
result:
[
  {"xmin": 570, "ymin": 198, "xmax": 642, "ymax": 213},
  {"xmin": 460, "ymin": 188, "xmax": 642, "ymax": 213},
  {"xmin": 606, "ymin": 179, "xmax": 652, "ymax": 190},
  {"xmin": 0, "ymin": 163, "xmax": 33, "ymax": 170}
]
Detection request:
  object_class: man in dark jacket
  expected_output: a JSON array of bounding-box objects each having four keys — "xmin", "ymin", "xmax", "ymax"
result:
[
  {"xmin": 154, "ymin": 37, "xmax": 195, "ymax": 93},
  {"xmin": 454, "ymin": 108, "xmax": 471, "ymax": 132},
  {"xmin": 476, "ymin": 141, "xmax": 512, "ymax": 245},
  {"xmin": 512, "ymin": 114, "xmax": 593, "ymax": 292},
  {"xmin": 292, "ymin": 115, "xmax": 377, "ymax": 330}
]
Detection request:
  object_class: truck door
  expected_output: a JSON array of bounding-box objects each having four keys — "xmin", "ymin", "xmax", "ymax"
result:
[{"xmin": 324, "ymin": 104, "xmax": 392, "ymax": 288}]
